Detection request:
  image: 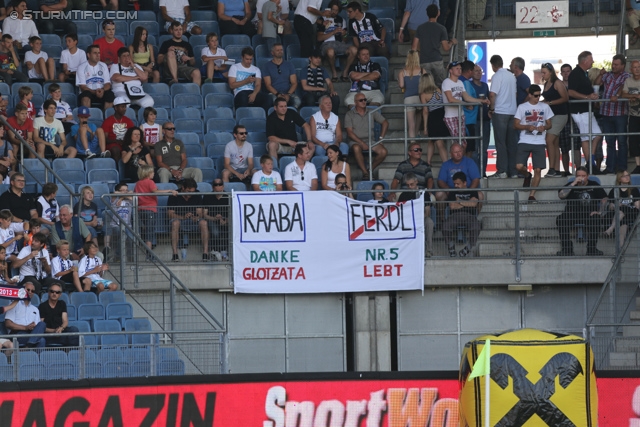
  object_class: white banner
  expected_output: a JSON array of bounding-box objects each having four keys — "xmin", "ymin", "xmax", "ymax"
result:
[
  {"xmin": 232, "ymin": 191, "xmax": 425, "ymax": 293},
  {"xmin": 515, "ymin": 1, "xmax": 569, "ymax": 29}
]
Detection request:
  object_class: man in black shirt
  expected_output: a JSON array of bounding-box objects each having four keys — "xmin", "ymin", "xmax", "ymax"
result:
[
  {"xmin": 346, "ymin": 1, "xmax": 389, "ymax": 58},
  {"xmin": 396, "ymin": 172, "xmax": 434, "ymax": 257},
  {"xmin": 568, "ymin": 51, "xmax": 602, "ymax": 171},
  {"xmin": 38, "ymin": 283, "xmax": 79, "ymax": 347},
  {"xmin": 0, "ymin": 173, "xmax": 37, "ymax": 223},
  {"xmin": 442, "ymin": 172, "xmax": 480, "ymax": 258},
  {"xmin": 158, "ymin": 21, "xmax": 202, "ymax": 86},
  {"xmin": 203, "ymin": 181, "xmax": 230, "ymax": 261},
  {"xmin": 266, "ymin": 98, "xmax": 313, "ymax": 158},
  {"xmin": 556, "ymin": 166, "xmax": 608, "ymax": 256},
  {"xmin": 167, "ymin": 179, "xmax": 209, "ymax": 262}
]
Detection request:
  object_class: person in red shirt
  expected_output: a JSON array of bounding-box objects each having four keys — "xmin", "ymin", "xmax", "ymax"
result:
[
  {"xmin": 6, "ymin": 103, "xmax": 35, "ymax": 158},
  {"xmin": 93, "ymin": 20, "xmax": 125, "ymax": 67},
  {"xmin": 101, "ymin": 97, "xmax": 134, "ymax": 162}
]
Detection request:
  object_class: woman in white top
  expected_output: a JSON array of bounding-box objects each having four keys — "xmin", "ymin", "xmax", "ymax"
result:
[{"xmin": 321, "ymin": 144, "xmax": 351, "ymax": 190}]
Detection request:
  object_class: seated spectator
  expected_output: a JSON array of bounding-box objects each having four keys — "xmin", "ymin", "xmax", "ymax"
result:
[
  {"xmin": 252, "ymin": 154, "xmax": 283, "ymax": 191},
  {"xmin": 556, "ymin": 166, "xmax": 608, "ymax": 256},
  {"xmin": 346, "ymin": 2, "xmax": 389, "ymax": 58},
  {"xmin": 77, "ymin": 45, "xmax": 115, "ymax": 110},
  {"xmin": 301, "ymin": 50, "xmax": 340, "ymax": 115},
  {"xmin": 24, "ymin": 218, "xmax": 39, "ymax": 247},
  {"xmin": 39, "ymin": 282, "xmax": 79, "ymax": 346},
  {"xmin": 442, "ymin": 171, "xmax": 480, "ymax": 257},
  {"xmin": 167, "ymin": 178, "xmax": 209, "ymax": 262},
  {"xmin": 25, "ymin": 36, "xmax": 55, "ymax": 82},
  {"xmin": 17, "ymin": 85, "xmax": 36, "ymax": 121},
  {"xmin": 50, "ymin": 240, "xmax": 83, "ymax": 292},
  {"xmin": 101, "ymin": 97, "xmax": 135, "ymax": 161},
  {"xmin": 160, "ymin": 0, "xmax": 202, "ymax": 35},
  {"xmin": 93, "ymin": 19, "xmax": 124, "ymax": 67},
  {"xmin": 78, "ymin": 241, "xmax": 117, "ymax": 294},
  {"xmin": 103, "ymin": 182, "xmax": 132, "ymax": 260},
  {"xmin": 222, "ymin": 124, "xmax": 254, "ymax": 186},
  {"xmin": 514, "ymin": 84, "xmax": 554, "ymax": 202},
  {"xmin": 345, "ymin": 92, "xmax": 389, "ymax": 179},
  {"xmin": 0, "ymin": 34, "xmax": 28, "ymax": 85},
  {"xmin": 2, "ymin": 0, "xmax": 38, "ymax": 50},
  {"xmin": 0, "ymin": 125, "xmax": 15, "ymax": 174},
  {"xmin": 13, "ymin": 232, "xmax": 61, "ymax": 293},
  {"xmin": 140, "ymin": 106, "xmax": 163, "ymax": 155},
  {"xmin": 110, "ymin": 47, "xmax": 154, "ymax": 109},
  {"xmin": 603, "ymin": 171, "xmax": 640, "ymax": 248},
  {"xmin": 202, "ymin": 180, "xmax": 229, "ymax": 261},
  {"xmin": 36, "ymin": 0, "xmax": 76, "ymax": 35},
  {"xmin": 310, "ymin": 95, "xmax": 345, "ymax": 156},
  {"xmin": 344, "ymin": 46, "xmax": 384, "ymax": 108},
  {"xmin": 122, "ymin": 127, "xmax": 153, "ymax": 183},
  {"xmin": 129, "ymin": 27, "xmax": 160, "ymax": 84},
  {"xmin": 34, "ymin": 100, "xmax": 76, "ymax": 159},
  {"xmin": 389, "ymin": 142, "xmax": 433, "ymax": 202},
  {"xmin": 51, "ymin": 204, "xmax": 92, "ymax": 260},
  {"xmin": 155, "ymin": 122, "xmax": 203, "ymax": 183},
  {"xmin": 0, "ymin": 246, "xmax": 19, "ymax": 285},
  {"xmin": 368, "ymin": 182, "xmax": 388, "ymax": 203},
  {"xmin": 396, "ymin": 172, "xmax": 434, "ymax": 257},
  {"xmin": 0, "ymin": 173, "xmax": 37, "ymax": 224},
  {"xmin": 4, "ymin": 282, "xmax": 45, "ymax": 348},
  {"xmin": 255, "ymin": 0, "xmax": 291, "ymax": 36},
  {"xmin": 435, "ymin": 143, "xmax": 482, "ymax": 221},
  {"xmin": 628, "ymin": 0, "xmax": 640, "ymax": 45},
  {"xmin": 317, "ymin": 0, "xmax": 356, "ymax": 82},
  {"xmin": 59, "ymin": 33, "xmax": 86, "ymax": 83},
  {"xmin": 0, "ymin": 209, "xmax": 25, "ymax": 262},
  {"xmin": 321, "ymin": 144, "xmax": 351, "ymax": 190},
  {"xmin": 200, "ymin": 32, "xmax": 228, "ymax": 83},
  {"xmin": 74, "ymin": 186, "xmax": 101, "ymax": 246},
  {"xmin": 71, "ymin": 106, "xmax": 111, "ymax": 159},
  {"xmin": 36, "ymin": 182, "xmax": 58, "ymax": 236},
  {"xmin": 158, "ymin": 21, "xmax": 201, "ymax": 86},
  {"xmin": 284, "ymin": 144, "xmax": 317, "ymax": 191},
  {"xmin": 266, "ymin": 97, "xmax": 312, "ymax": 158},
  {"xmin": 6, "ymin": 104, "xmax": 34, "ymax": 158},
  {"xmin": 228, "ymin": 47, "xmax": 269, "ymax": 111},
  {"xmin": 333, "ymin": 172, "xmax": 353, "ymax": 198},
  {"xmin": 217, "ymin": 0, "xmax": 256, "ymax": 37},
  {"xmin": 262, "ymin": 44, "xmax": 301, "ymax": 109},
  {"xmin": 38, "ymin": 83, "xmax": 75, "ymax": 133}
]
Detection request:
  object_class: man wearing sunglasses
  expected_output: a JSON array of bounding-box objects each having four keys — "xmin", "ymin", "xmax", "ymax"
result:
[
  {"xmin": 389, "ymin": 141, "xmax": 432, "ymax": 202},
  {"xmin": 222, "ymin": 125, "xmax": 254, "ymax": 187},
  {"xmin": 38, "ymin": 283, "xmax": 79, "ymax": 347},
  {"xmin": 155, "ymin": 121, "xmax": 203, "ymax": 183},
  {"xmin": 4, "ymin": 282, "xmax": 46, "ymax": 348}
]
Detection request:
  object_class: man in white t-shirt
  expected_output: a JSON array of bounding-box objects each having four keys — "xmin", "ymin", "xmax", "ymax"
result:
[
  {"xmin": 285, "ymin": 144, "xmax": 318, "ymax": 191},
  {"xmin": 34, "ymin": 100, "xmax": 76, "ymax": 159},
  {"xmin": 488, "ymin": 54, "xmax": 518, "ymax": 178},
  {"xmin": 12, "ymin": 233, "xmax": 62, "ymax": 293},
  {"xmin": 4, "ymin": 281, "xmax": 46, "ymax": 348},
  {"xmin": 252, "ymin": 154, "xmax": 283, "ymax": 191},
  {"xmin": 110, "ymin": 47, "xmax": 154, "ymax": 109},
  {"xmin": 228, "ymin": 47, "xmax": 270, "ymax": 111},
  {"xmin": 222, "ymin": 125, "xmax": 254, "ymax": 187},
  {"xmin": 514, "ymin": 84, "xmax": 554, "ymax": 202},
  {"xmin": 160, "ymin": 0, "xmax": 202, "ymax": 34},
  {"xmin": 76, "ymin": 45, "xmax": 115, "ymax": 109}
]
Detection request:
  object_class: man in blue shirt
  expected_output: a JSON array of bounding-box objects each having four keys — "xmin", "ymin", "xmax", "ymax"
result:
[{"xmin": 261, "ymin": 44, "xmax": 302, "ymax": 109}]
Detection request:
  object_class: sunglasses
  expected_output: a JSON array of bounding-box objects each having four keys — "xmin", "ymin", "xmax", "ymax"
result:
[
  {"xmin": 277, "ymin": 64, "xmax": 281, "ymax": 74},
  {"xmin": 213, "ymin": 182, "xmax": 223, "ymax": 186},
  {"xmin": 542, "ymin": 63, "xmax": 554, "ymax": 71},
  {"xmin": 411, "ymin": 148, "xmax": 423, "ymax": 152},
  {"xmin": 49, "ymin": 290, "xmax": 62, "ymax": 294},
  {"xmin": 449, "ymin": 61, "xmax": 460, "ymax": 68},
  {"xmin": 301, "ymin": 170, "xmax": 305, "ymax": 181},
  {"xmin": 532, "ymin": 94, "xmax": 541, "ymax": 98},
  {"xmin": 163, "ymin": 127, "xmax": 175, "ymax": 131},
  {"xmin": 26, "ymin": 289, "xmax": 35, "ymax": 293},
  {"xmin": 237, "ymin": 132, "xmax": 247, "ymax": 135},
  {"xmin": 357, "ymin": 99, "xmax": 367, "ymax": 103}
]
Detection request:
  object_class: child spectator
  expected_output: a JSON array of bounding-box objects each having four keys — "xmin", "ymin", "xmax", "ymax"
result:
[
  {"xmin": 134, "ymin": 165, "xmax": 177, "ymax": 250},
  {"xmin": 78, "ymin": 241, "xmax": 117, "ymax": 294},
  {"xmin": 38, "ymin": 83, "xmax": 75, "ymax": 133},
  {"xmin": 0, "ymin": 125, "xmax": 15, "ymax": 176},
  {"xmin": 128, "ymin": 26, "xmax": 160, "ymax": 83},
  {"xmin": 34, "ymin": 99, "xmax": 76, "ymax": 158},
  {"xmin": 23, "ymin": 218, "xmax": 40, "ymax": 247},
  {"xmin": 50, "ymin": 240, "xmax": 82, "ymax": 292},
  {"xmin": 0, "ymin": 97, "xmax": 8, "ymax": 119},
  {"xmin": 7, "ymin": 103, "xmax": 35, "ymax": 158},
  {"xmin": 251, "ymin": 154, "xmax": 282, "ymax": 191},
  {"xmin": 24, "ymin": 36, "xmax": 55, "ymax": 82},
  {"xmin": 59, "ymin": 34, "xmax": 87, "ymax": 84},
  {"xmin": 0, "ymin": 209, "xmax": 24, "ymax": 262},
  {"xmin": 201, "ymin": 32, "xmax": 228, "ymax": 83},
  {"xmin": 36, "ymin": 182, "xmax": 58, "ymax": 237},
  {"xmin": 103, "ymin": 182, "xmax": 132, "ymax": 261},
  {"xmin": 368, "ymin": 182, "xmax": 388, "ymax": 203},
  {"xmin": 70, "ymin": 106, "xmax": 111, "ymax": 159},
  {"xmin": 18, "ymin": 86, "xmax": 36, "ymax": 121},
  {"xmin": 0, "ymin": 246, "xmax": 19, "ymax": 285},
  {"xmin": 73, "ymin": 186, "xmax": 100, "ymax": 246},
  {"xmin": 140, "ymin": 107, "xmax": 162, "ymax": 154},
  {"xmin": 262, "ymin": 0, "xmax": 285, "ymax": 51}
]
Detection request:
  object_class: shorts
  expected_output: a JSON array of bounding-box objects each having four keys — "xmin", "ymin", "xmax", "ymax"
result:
[
  {"xmin": 404, "ymin": 95, "xmax": 421, "ymax": 112},
  {"xmin": 344, "ymin": 90, "xmax": 385, "ymax": 107},
  {"xmin": 548, "ymin": 114, "xmax": 568, "ymax": 136},
  {"xmin": 106, "ymin": 141, "xmax": 122, "ymax": 153},
  {"xmin": 267, "ymin": 141, "xmax": 295, "ymax": 154},
  {"xmin": 78, "ymin": 89, "xmax": 115, "ymax": 106},
  {"xmin": 516, "ymin": 143, "xmax": 546, "ymax": 169},
  {"xmin": 0, "ymin": 338, "xmax": 8, "ymax": 346},
  {"xmin": 163, "ymin": 19, "xmax": 199, "ymax": 33},
  {"xmin": 628, "ymin": 8, "xmax": 640, "ymax": 28},
  {"xmin": 91, "ymin": 278, "xmax": 113, "ymax": 288},
  {"xmin": 164, "ymin": 64, "xmax": 197, "ymax": 81},
  {"xmin": 571, "ymin": 112, "xmax": 602, "ymax": 142},
  {"xmin": 44, "ymin": 144, "xmax": 73, "ymax": 157},
  {"xmin": 320, "ymin": 41, "xmax": 351, "ymax": 56},
  {"xmin": 76, "ymin": 134, "xmax": 100, "ymax": 155},
  {"xmin": 170, "ymin": 218, "xmax": 203, "ymax": 233}
]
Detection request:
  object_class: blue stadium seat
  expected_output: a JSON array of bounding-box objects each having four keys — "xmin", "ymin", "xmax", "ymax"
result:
[
  {"xmin": 67, "ymin": 304, "xmax": 77, "ymax": 321},
  {"xmin": 130, "ymin": 21, "xmax": 160, "ymax": 37},
  {"xmin": 194, "ymin": 21, "xmax": 219, "ymax": 35},
  {"xmin": 173, "ymin": 93, "xmax": 203, "ymax": 110},
  {"xmin": 68, "ymin": 320, "xmax": 96, "ymax": 346},
  {"xmin": 86, "ymin": 158, "xmax": 116, "ymax": 173},
  {"xmin": 126, "ymin": 347, "xmax": 151, "ymax": 376},
  {"xmin": 279, "ymin": 156, "xmax": 295, "ymax": 172},
  {"xmin": 205, "ymin": 132, "xmax": 233, "ymax": 146},
  {"xmin": 189, "ymin": 34, "xmax": 207, "ymax": 48},
  {"xmin": 206, "ymin": 118, "xmax": 236, "ymax": 134},
  {"xmin": 157, "ymin": 359, "xmax": 185, "ymax": 376},
  {"xmin": 68, "ymin": 348, "xmax": 101, "ymax": 378},
  {"xmin": 366, "ymin": 7, "xmax": 395, "ymax": 19},
  {"xmin": 75, "ymin": 21, "xmax": 99, "ymax": 36},
  {"xmin": 44, "ymin": 82, "xmax": 74, "ymax": 95},
  {"xmin": 379, "ymin": 18, "xmax": 395, "ymax": 41},
  {"xmin": 43, "ymin": 45, "xmax": 63, "ymax": 59},
  {"xmin": 95, "ymin": 319, "xmax": 126, "ymax": 346},
  {"xmin": 56, "ymin": 170, "xmax": 86, "ymax": 187},
  {"xmin": 0, "ymin": 82, "xmax": 10, "ymax": 95},
  {"xmin": 158, "ymin": 347, "xmax": 181, "ymax": 360},
  {"xmin": 40, "ymin": 350, "xmax": 74, "ymax": 380},
  {"xmin": 40, "ymin": 34, "xmax": 62, "ymax": 46},
  {"xmin": 171, "ymin": 108, "xmax": 201, "ymax": 121},
  {"xmin": 155, "ymin": 183, "xmax": 178, "ymax": 234},
  {"xmin": 285, "ymin": 44, "xmax": 300, "ymax": 60},
  {"xmin": 170, "ymin": 82, "xmax": 201, "ymax": 96},
  {"xmin": 247, "ymin": 131, "xmax": 267, "ymax": 143},
  {"xmin": 282, "ymin": 34, "xmax": 300, "ymax": 51},
  {"xmin": 76, "ymin": 34, "xmax": 94, "ymax": 50},
  {"xmin": 255, "ymin": 44, "xmax": 270, "ymax": 62},
  {"xmin": 252, "ymin": 34, "xmax": 267, "ymax": 48},
  {"xmin": 238, "ymin": 118, "xmax": 266, "ymax": 132},
  {"xmin": 299, "ymin": 106, "xmax": 319, "ymax": 121},
  {"xmin": 204, "ymin": 92, "xmax": 234, "ymax": 110},
  {"xmin": 204, "ymin": 107, "xmax": 234, "ymax": 121},
  {"xmin": 207, "ymin": 144, "xmax": 226, "ymax": 159},
  {"xmin": 113, "ymin": 20, "xmax": 129, "ymax": 36},
  {"xmin": 173, "ymin": 119, "xmax": 203, "ymax": 136},
  {"xmin": 356, "ymin": 180, "xmax": 390, "ymax": 202},
  {"xmin": 101, "ymin": 349, "xmax": 130, "ymax": 378},
  {"xmin": 87, "ymin": 169, "xmax": 119, "ymax": 191},
  {"xmin": 13, "ymin": 82, "xmax": 43, "ymax": 95},
  {"xmin": 56, "ymin": 184, "xmax": 76, "ymax": 206},
  {"xmin": 71, "ymin": 291, "xmax": 97, "ymax": 306},
  {"xmin": 125, "ymin": 318, "xmax": 154, "ymax": 345},
  {"xmin": 175, "ymin": 131, "xmax": 200, "ymax": 146},
  {"xmin": 0, "ymin": 353, "xmax": 12, "ymax": 382},
  {"xmin": 201, "ymin": 82, "xmax": 231, "ymax": 96},
  {"xmin": 187, "ymin": 157, "xmax": 216, "ymax": 181},
  {"xmin": 236, "ymin": 106, "xmax": 266, "ymax": 121},
  {"xmin": 311, "ymin": 155, "xmax": 328, "ymax": 170},
  {"xmin": 221, "ymin": 34, "xmax": 250, "ymax": 48},
  {"xmin": 106, "ymin": 303, "xmax": 133, "ymax": 329},
  {"xmin": 224, "ymin": 182, "xmax": 247, "ymax": 192},
  {"xmin": 251, "ymin": 143, "xmax": 267, "ymax": 157},
  {"xmin": 60, "ymin": 93, "xmax": 78, "ymax": 109},
  {"xmin": 197, "ymin": 182, "xmax": 212, "ymax": 192},
  {"xmin": 78, "ymin": 303, "xmax": 105, "ymax": 329},
  {"xmin": 143, "ymin": 82, "xmax": 170, "ymax": 95},
  {"xmin": 21, "ymin": 158, "xmax": 51, "ymax": 186},
  {"xmin": 150, "ymin": 94, "xmax": 172, "ymax": 111},
  {"xmin": 18, "ymin": 351, "xmax": 44, "ymax": 381},
  {"xmin": 184, "ymin": 142, "xmax": 203, "ymax": 157},
  {"xmin": 224, "ymin": 45, "xmax": 247, "ymax": 63},
  {"xmin": 29, "ymin": 294, "xmax": 40, "ymax": 307}
]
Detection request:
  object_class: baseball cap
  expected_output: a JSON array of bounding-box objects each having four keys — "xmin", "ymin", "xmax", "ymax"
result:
[
  {"xmin": 113, "ymin": 96, "xmax": 130, "ymax": 106},
  {"xmin": 448, "ymin": 61, "xmax": 461, "ymax": 70},
  {"xmin": 77, "ymin": 106, "xmax": 91, "ymax": 117}
]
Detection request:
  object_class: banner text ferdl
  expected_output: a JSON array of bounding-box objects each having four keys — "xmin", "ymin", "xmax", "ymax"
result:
[{"xmin": 232, "ymin": 192, "xmax": 425, "ymax": 293}]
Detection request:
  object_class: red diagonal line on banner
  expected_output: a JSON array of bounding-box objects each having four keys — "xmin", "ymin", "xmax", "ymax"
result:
[{"xmin": 350, "ymin": 203, "xmax": 401, "ymax": 240}]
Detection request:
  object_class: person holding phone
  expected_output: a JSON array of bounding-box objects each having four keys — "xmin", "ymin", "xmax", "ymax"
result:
[{"xmin": 13, "ymin": 232, "xmax": 64, "ymax": 294}]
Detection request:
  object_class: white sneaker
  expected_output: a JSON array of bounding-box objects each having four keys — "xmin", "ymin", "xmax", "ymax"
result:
[
  {"xmin": 85, "ymin": 150, "xmax": 96, "ymax": 159},
  {"xmin": 490, "ymin": 172, "xmax": 507, "ymax": 179},
  {"xmin": 100, "ymin": 150, "xmax": 111, "ymax": 158},
  {"xmin": 210, "ymin": 251, "xmax": 222, "ymax": 261}
]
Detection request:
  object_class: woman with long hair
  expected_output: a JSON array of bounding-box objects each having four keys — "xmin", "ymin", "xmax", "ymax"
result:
[
  {"xmin": 321, "ymin": 144, "xmax": 351, "ymax": 190},
  {"xmin": 129, "ymin": 26, "xmax": 160, "ymax": 83},
  {"xmin": 397, "ymin": 50, "xmax": 426, "ymax": 140},
  {"xmin": 419, "ymin": 72, "xmax": 449, "ymax": 165},
  {"xmin": 121, "ymin": 127, "xmax": 153, "ymax": 182},
  {"xmin": 603, "ymin": 170, "xmax": 640, "ymax": 248},
  {"xmin": 541, "ymin": 62, "xmax": 569, "ymax": 177}
]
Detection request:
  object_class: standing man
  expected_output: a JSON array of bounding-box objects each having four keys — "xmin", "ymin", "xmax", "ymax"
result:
[
  {"xmin": 412, "ymin": 4, "xmax": 456, "ymax": 88},
  {"xmin": 622, "ymin": 60, "xmax": 640, "ymax": 175},
  {"xmin": 222, "ymin": 125, "xmax": 254, "ymax": 186},
  {"xmin": 626, "ymin": 0, "xmax": 640, "ymax": 44},
  {"xmin": 346, "ymin": 2, "xmax": 389, "ymax": 58},
  {"xmin": 261, "ymin": 44, "xmax": 301, "ymax": 109},
  {"xmin": 488, "ymin": 54, "xmax": 518, "ymax": 178},
  {"xmin": 4, "ymin": 282, "xmax": 45, "ymax": 348},
  {"xmin": 39, "ymin": 283, "xmax": 79, "ymax": 347},
  {"xmin": 267, "ymin": 98, "xmax": 312, "ymax": 158},
  {"xmin": 471, "ymin": 64, "xmax": 491, "ymax": 176},
  {"xmin": 76, "ymin": 45, "xmax": 115, "ymax": 110},
  {"xmin": 284, "ymin": 144, "xmax": 318, "ymax": 191},
  {"xmin": 511, "ymin": 57, "xmax": 531, "ymax": 105},
  {"xmin": 160, "ymin": 0, "xmax": 202, "ymax": 35},
  {"xmin": 398, "ymin": 0, "xmax": 437, "ymax": 42},
  {"xmin": 294, "ymin": 0, "xmax": 330, "ymax": 58},
  {"xmin": 558, "ymin": 63, "xmax": 580, "ymax": 174},
  {"xmin": 568, "ymin": 51, "xmax": 603, "ymax": 174},
  {"xmin": 595, "ymin": 54, "xmax": 630, "ymax": 174},
  {"xmin": 155, "ymin": 122, "xmax": 203, "ymax": 183}
]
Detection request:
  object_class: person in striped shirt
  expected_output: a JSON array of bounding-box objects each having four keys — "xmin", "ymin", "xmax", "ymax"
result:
[{"xmin": 50, "ymin": 240, "xmax": 83, "ymax": 293}]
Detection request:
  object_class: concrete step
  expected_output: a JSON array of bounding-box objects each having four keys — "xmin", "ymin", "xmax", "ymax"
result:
[
  {"xmin": 482, "ymin": 214, "xmax": 560, "ymax": 230},
  {"xmin": 481, "ymin": 202, "xmax": 565, "ymax": 213},
  {"xmin": 615, "ymin": 338, "xmax": 640, "ymax": 352},
  {"xmin": 478, "ymin": 227, "xmax": 560, "ymax": 240},
  {"xmin": 624, "ymin": 325, "xmax": 640, "ymax": 337},
  {"xmin": 631, "ymin": 310, "xmax": 640, "ymax": 321},
  {"xmin": 609, "ymin": 352, "xmax": 638, "ymax": 367},
  {"xmin": 477, "ymin": 241, "xmax": 617, "ymax": 257}
]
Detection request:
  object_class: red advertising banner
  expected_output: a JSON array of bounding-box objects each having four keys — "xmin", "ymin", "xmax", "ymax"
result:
[{"xmin": 0, "ymin": 376, "xmax": 635, "ymax": 426}]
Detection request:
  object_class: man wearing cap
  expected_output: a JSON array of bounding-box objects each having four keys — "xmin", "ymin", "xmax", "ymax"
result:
[
  {"xmin": 76, "ymin": 44, "xmax": 115, "ymax": 110},
  {"xmin": 155, "ymin": 121, "xmax": 203, "ymax": 183},
  {"xmin": 71, "ymin": 106, "xmax": 111, "ymax": 159},
  {"xmin": 101, "ymin": 97, "xmax": 134, "ymax": 162},
  {"xmin": 110, "ymin": 47, "xmax": 155, "ymax": 109}
]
